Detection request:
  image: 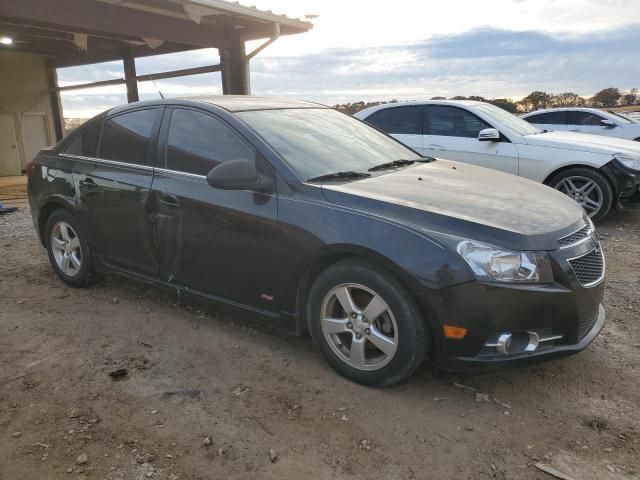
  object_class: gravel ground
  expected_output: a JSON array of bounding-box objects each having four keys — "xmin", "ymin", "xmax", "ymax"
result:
[
  {"xmin": 1, "ymin": 206, "xmax": 639, "ymax": 480},
  {"xmin": 0, "ymin": 209, "xmax": 33, "ymax": 239}
]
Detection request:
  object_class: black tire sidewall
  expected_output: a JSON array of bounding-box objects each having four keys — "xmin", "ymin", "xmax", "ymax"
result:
[
  {"xmin": 549, "ymin": 168, "xmax": 614, "ymax": 221},
  {"xmin": 45, "ymin": 209, "xmax": 96, "ymax": 287},
  {"xmin": 307, "ymin": 259, "xmax": 428, "ymax": 387}
]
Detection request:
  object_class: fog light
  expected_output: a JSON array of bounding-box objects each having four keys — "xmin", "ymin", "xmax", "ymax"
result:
[
  {"xmin": 486, "ymin": 331, "xmax": 541, "ymax": 355},
  {"xmin": 495, "ymin": 333, "xmax": 512, "ymax": 354}
]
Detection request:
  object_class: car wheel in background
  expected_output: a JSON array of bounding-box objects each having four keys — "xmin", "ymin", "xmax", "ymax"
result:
[
  {"xmin": 45, "ymin": 209, "xmax": 97, "ymax": 287},
  {"xmin": 307, "ymin": 258, "xmax": 428, "ymax": 387},
  {"xmin": 548, "ymin": 168, "xmax": 613, "ymax": 221}
]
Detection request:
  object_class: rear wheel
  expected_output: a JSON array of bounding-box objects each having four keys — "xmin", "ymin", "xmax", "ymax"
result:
[
  {"xmin": 307, "ymin": 259, "xmax": 428, "ymax": 387},
  {"xmin": 45, "ymin": 209, "xmax": 97, "ymax": 287},
  {"xmin": 548, "ymin": 168, "xmax": 613, "ymax": 221}
]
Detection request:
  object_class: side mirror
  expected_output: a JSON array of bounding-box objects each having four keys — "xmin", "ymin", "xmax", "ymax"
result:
[
  {"xmin": 600, "ymin": 119, "xmax": 616, "ymax": 128},
  {"xmin": 206, "ymin": 159, "xmax": 271, "ymax": 192},
  {"xmin": 478, "ymin": 128, "xmax": 500, "ymax": 141}
]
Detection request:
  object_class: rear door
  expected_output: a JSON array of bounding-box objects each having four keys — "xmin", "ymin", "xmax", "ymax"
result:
[
  {"xmin": 422, "ymin": 105, "xmax": 519, "ymax": 174},
  {"xmin": 151, "ymin": 107, "xmax": 282, "ymax": 313},
  {"xmin": 72, "ymin": 108, "xmax": 163, "ymax": 277},
  {"xmin": 363, "ymin": 106, "xmax": 423, "ymax": 154},
  {"xmin": 566, "ymin": 111, "xmax": 621, "ymax": 138},
  {"xmin": 523, "ymin": 111, "xmax": 567, "ymax": 132}
]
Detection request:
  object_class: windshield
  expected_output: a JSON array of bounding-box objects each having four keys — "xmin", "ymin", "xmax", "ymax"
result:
[
  {"xmin": 237, "ymin": 108, "xmax": 421, "ymax": 181},
  {"xmin": 473, "ymin": 102, "xmax": 542, "ymax": 136}
]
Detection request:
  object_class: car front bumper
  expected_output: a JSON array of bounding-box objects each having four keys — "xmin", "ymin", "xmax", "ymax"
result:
[
  {"xmin": 422, "ymin": 237, "xmax": 606, "ymax": 373},
  {"xmin": 436, "ymin": 304, "xmax": 604, "ymax": 373},
  {"xmin": 602, "ymin": 159, "xmax": 640, "ymax": 210}
]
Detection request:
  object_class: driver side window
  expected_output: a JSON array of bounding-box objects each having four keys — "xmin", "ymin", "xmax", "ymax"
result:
[
  {"xmin": 165, "ymin": 109, "xmax": 256, "ymax": 176},
  {"xmin": 423, "ymin": 106, "xmax": 491, "ymax": 138}
]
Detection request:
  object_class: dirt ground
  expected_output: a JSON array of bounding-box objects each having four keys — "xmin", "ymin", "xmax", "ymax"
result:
[{"xmin": 1, "ymin": 184, "xmax": 639, "ymax": 479}]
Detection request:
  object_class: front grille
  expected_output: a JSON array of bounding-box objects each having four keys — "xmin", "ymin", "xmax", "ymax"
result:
[
  {"xmin": 578, "ymin": 308, "xmax": 599, "ymax": 339},
  {"xmin": 568, "ymin": 248, "xmax": 604, "ymax": 287},
  {"xmin": 558, "ymin": 224, "xmax": 591, "ymax": 249}
]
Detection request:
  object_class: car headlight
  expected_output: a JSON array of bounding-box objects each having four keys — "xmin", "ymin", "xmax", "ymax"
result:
[
  {"xmin": 614, "ymin": 153, "xmax": 640, "ymax": 171},
  {"xmin": 456, "ymin": 240, "xmax": 552, "ymax": 283}
]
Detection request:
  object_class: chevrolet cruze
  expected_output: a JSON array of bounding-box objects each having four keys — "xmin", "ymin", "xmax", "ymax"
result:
[{"xmin": 27, "ymin": 97, "xmax": 606, "ymax": 386}]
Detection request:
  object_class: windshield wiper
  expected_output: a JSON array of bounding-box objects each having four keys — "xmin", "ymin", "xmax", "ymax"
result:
[
  {"xmin": 307, "ymin": 171, "xmax": 371, "ymax": 183},
  {"xmin": 367, "ymin": 158, "xmax": 431, "ymax": 172}
]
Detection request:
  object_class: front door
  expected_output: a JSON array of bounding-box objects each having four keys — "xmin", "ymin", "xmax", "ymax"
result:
[
  {"xmin": 73, "ymin": 108, "xmax": 162, "ymax": 277},
  {"xmin": 151, "ymin": 107, "xmax": 282, "ymax": 313},
  {"xmin": 422, "ymin": 105, "xmax": 519, "ymax": 175},
  {"xmin": 566, "ymin": 111, "xmax": 620, "ymax": 138},
  {"xmin": 0, "ymin": 114, "xmax": 21, "ymax": 176}
]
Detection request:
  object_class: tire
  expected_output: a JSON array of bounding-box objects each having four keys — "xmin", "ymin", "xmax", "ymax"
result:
[
  {"xmin": 306, "ymin": 258, "xmax": 428, "ymax": 387},
  {"xmin": 45, "ymin": 209, "xmax": 97, "ymax": 287},
  {"xmin": 547, "ymin": 167, "xmax": 614, "ymax": 221}
]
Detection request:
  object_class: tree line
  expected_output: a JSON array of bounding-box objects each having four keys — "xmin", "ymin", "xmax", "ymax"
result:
[{"xmin": 333, "ymin": 87, "xmax": 639, "ymax": 115}]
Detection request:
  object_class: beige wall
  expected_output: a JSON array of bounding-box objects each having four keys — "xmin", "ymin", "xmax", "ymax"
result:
[{"xmin": 0, "ymin": 51, "xmax": 57, "ymax": 175}]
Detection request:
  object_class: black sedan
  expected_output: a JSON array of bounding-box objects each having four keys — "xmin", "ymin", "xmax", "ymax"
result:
[{"xmin": 27, "ymin": 97, "xmax": 606, "ymax": 386}]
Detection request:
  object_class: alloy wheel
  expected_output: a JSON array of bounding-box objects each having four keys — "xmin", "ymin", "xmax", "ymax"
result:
[
  {"xmin": 320, "ymin": 283, "xmax": 398, "ymax": 371},
  {"xmin": 50, "ymin": 221, "xmax": 82, "ymax": 277},
  {"xmin": 554, "ymin": 176, "xmax": 603, "ymax": 218}
]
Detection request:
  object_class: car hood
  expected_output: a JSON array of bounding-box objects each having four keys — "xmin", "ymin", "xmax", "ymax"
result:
[
  {"xmin": 524, "ymin": 130, "xmax": 640, "ymax": 156},
  {"xmin": 320, "ymin": 160, "xmax": 585, "ymax": 251}
]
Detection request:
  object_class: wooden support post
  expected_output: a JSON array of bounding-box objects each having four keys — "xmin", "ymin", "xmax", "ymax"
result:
[
  {"xmin": 123, "ymin": 53, "xmax": 139, "ymax": 103},
  {"xmin": 45, "ymin": 66, "xmax": 65, "ymax": 141},
  {"xmin": 220, "ymin": 27, "xmax": 250, "ymax": 95}
]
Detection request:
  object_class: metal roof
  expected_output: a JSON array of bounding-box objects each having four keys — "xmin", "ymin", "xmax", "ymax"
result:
[{"xmin": 0, "ymin": 0, "xmax": 313, "ymax": 66}]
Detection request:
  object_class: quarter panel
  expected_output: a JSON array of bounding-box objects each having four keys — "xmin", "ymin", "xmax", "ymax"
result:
[{"xmin": 28, "ymin": 154, "xmax": 78, "ymax": 241}]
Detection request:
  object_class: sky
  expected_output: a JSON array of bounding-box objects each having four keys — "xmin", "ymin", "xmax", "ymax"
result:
[{"xmin": 58, "ymin": 0, "xmax": 640, "ymax": 118}]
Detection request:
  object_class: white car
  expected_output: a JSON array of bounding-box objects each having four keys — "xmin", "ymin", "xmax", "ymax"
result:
[
  {"xmin": 522, "ymin": 107, "xmax": 640, "ymax": 141},
  {"xmin": 355, "ymin": 100, "xmax": 640, "ymax": 220}
]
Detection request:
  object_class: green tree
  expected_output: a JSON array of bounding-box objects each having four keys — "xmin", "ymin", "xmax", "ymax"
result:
[
  {"xmin": 552, "ymin": 92, "xmax": 585, "ymax": 107},
  {"xmin": 591, "ymin": 88, "xmax": 621, "ymax": 107},
  {"xmin": 488, "ymin": 98, "xmax": 518, "ymax": 113},
  {"xmin": 518, "ymin": 91, "xmax": 553, "ymax": 111}
]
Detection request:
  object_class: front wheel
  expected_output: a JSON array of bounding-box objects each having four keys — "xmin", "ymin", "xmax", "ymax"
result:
[
  {"xmin": 307, "ymin": 259, "xmax": 428, "ymax": 387},
  {"xmin": 548, "ymin": 168, "xmax": 613, "ymax": 221}
]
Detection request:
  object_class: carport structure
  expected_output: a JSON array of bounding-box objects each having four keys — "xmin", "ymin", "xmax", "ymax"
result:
[{"xmin": 0, "ymin": 0, "xmax": 311, "ymax": 176}]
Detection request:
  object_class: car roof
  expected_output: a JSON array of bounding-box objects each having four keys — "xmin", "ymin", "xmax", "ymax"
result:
[
  {"xmin": 99, "ymin": 96, "xmax": 326, "ymax": 119},
  {"xmin": 522, "ymin": 107, "xmax": 600, "ymax": 116},
  {"xmin": 190, "ymin": 95, "xmax": 325, "ymax": 112},
  {"xmin": 354, "ymin": 99, "xmax": 486, "ymax": 118}
]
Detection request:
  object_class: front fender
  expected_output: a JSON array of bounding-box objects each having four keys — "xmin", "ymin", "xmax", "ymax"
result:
[{"xmin": 277, "ymin": 192, "xmax": 474, "ymax": 316}]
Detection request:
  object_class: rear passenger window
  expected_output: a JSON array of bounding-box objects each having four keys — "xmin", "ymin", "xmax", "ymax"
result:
[
  {"xmin": 99, "ymin": 109, "xmax": 158, "ymax": 165},
  {"xmin": 63, "ymin": 123, "xmax": 101, "ymax": 157},
  {"xmin": 567, "ymin": 111, "xmax": 605, "ymax": 126},
  {"xmin": 526, "ymin": 112, "xmax": 566, "ymax": 125},
  {"xmin": 423, "ymin": 106, "xmax": 491, "ymax": 138},
  {"xmin": 165, "ymin": 109, "xmax": 256, "ymax": 176},
  {"xmin": 365, "ymin": 106, "xmax": 421, "ymax": 135}
]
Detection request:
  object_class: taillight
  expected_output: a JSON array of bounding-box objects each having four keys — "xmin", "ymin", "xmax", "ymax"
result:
[{"xmin": 25, "ymin": 160, "xmax": 36, "ymax": 178}]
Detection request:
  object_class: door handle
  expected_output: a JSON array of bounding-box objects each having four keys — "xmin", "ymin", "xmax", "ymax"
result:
[
  {"xmin": 429, "ymin": 144, "xmax": 446, "ymax": 151},
  {"xmin": 159, "ymin": 195, "xmax": 180, "ymax": 208}
]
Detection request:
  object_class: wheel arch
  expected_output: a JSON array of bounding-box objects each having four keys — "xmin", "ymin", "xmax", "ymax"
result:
[
  {"xmin": 542, "ymin": 163, "xmax": 617, "ymax": 195},
  {"xmin": 293, "ymin": 244, "xmax": 432, "ymax": 337},
  {"xmin": 37, "ymin": 198, "xmax": 78, "ymax": 246}
]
